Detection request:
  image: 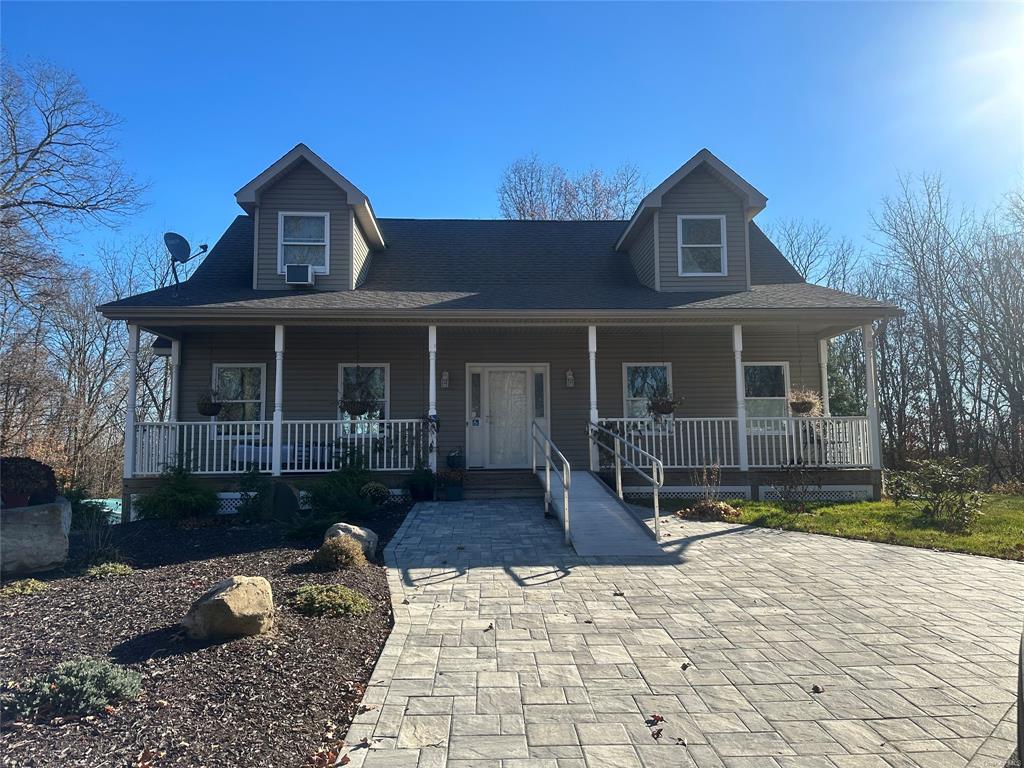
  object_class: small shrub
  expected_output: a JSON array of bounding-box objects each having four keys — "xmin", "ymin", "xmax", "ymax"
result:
[
  {"xmin": 911, "ymin": 458, "xmax": 985, "ymax": 533},
  {"xmin": 135, "ymin": 466, "xmax": 218, "ymax": 522},
  {"xmin": 404, "ymin": 466, "xmax": 436, "ymax": 502},
  {"xmin": 0, "ymin": 457, "xmax": 57, "ymax": 506},
  {"xmin": 309, "ymin": 536, "xmax": 367, "ymax": 571},
  {"xmin": 64, "ymin": 487, "xmax": 120, "ymax": 564},
  {"xmin": 237, "ymin": 465, "xmax": 274, "ymax": 522},
  {"xmin": 678, "ymin": 499, "xmax": 740, "ymax": 522},
  {"xmin": 285, "ymin": 515, "xmax": 337, "ymax": 541},
  {"xmin": 885, "ymin": 469, "xmax": 917, "ymax": 506},
  {"xmin": 291, "ymin": 584, "xmax": 372, "ymax": 617},
  {"xmin": 85, "ymin": 562, "xmax": 134, "ymax": 579},
  {"xmin": 359, "ymin": 481, "xmax": 391, "ymax": 508},
  {"xmin": 0, "ymin": 579, "xmax": 48, "ymax": 598},
  {"xmin": 304, "ymin": 469, "xmax": 375, "ymax": 522},
  {"xmin": 5, "ymin": 658, "xmax": 141, "ymax": 719}
]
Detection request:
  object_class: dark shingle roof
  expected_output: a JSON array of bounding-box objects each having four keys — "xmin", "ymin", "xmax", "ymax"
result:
[{"xmin": 99, "ymin": 216, "xmax": 894, "ymax": 316}]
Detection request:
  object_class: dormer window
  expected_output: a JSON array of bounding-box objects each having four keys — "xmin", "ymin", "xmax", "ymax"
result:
[
  {"xmin": 677, "ymin": 215, "xmax": 726, "ymax": 276},
  {"xmin": 278, "ymin": 212, "xmax": 330, "ymax": 275}
]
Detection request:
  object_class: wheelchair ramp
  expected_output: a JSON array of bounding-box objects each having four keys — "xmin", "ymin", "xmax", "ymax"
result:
[{"xmin": 544, "ymin": 471, "xmax": 664, "ymax": 557}]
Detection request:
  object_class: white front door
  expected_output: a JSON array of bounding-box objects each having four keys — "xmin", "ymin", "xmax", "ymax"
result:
[{"xmin": 466, "ymin": 365, "xmax": 549, "ymax": 468}]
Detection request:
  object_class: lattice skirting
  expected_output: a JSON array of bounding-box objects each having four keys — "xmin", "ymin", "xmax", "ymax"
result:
[
  {"xmin": 758, "ymin": 484, "xmax": 874, "ymax": 502},
  {"xmin": 623, "ymin": 485, "xmax": 752, "ymax": 501}
]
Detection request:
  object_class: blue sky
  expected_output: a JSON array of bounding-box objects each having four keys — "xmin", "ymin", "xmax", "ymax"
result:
[{"xmin": 4, "ymin": 1, "xmax": 1022, "ymax": 265}]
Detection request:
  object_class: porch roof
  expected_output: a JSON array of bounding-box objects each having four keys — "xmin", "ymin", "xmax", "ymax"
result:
[{"xmin": 98, "ymin": 216, "xmax": 898, "ymax": 322}]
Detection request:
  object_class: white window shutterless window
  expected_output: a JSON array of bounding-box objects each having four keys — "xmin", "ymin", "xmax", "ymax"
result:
[
  {"xmin": 744, "ymin": 362, "xmax": 790, "ymax": 433},
  {"xmin": 623, "ymin": 363, "xmax": 672, "ymax": 418},
  {"xmin": 212, "ymin": 364, "xmax": 266, "ymax": 435},
  {"xmin": 278, "ymin": 212, "xmax": 329, "ymax": 274},
  {"xmin": 677, "ymin": 215, "xmax": 726, "ymax": 276},
  {"xmin": 338, "ymin": 364, "xmax": 390, "ymax": 422}
]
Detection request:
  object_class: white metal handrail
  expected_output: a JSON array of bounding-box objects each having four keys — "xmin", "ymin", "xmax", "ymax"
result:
[
  {"xmin": 531, "ymin": 422, "xmax": 572, "ymax": 546},
  {"xmin": 588, "ymin": 421, "xmax": 665, "ymax": 541}
]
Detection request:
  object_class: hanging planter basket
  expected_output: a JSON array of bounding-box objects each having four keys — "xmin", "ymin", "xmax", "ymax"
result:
[
  {"xmin": 788, "ymin": 388, "xmax": 822, "ymax": 416},
  {"xmin": 197, "ymin": 390, "xmax": 223, "ymax": 417},
  {"xmin": 647, "ymin": 395, "xmax": 683, "ymax": 417},
  {"xmin": 340, "ymin": 398, "xmax": 375, "ymax": 418}
]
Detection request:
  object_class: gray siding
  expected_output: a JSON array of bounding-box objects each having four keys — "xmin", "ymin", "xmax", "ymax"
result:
[
  {"xmin": 176, "ymin": 324, "xmax": 824, "ymax": 468},
  {"xmin": 628, "ymin": 219, "xmax": 657, "ymax": 289},
  {"xmin": 255, "ymin": 159, "xmax": 351, "ymax": 291},
  {"xmin": 657, "ymin": 164, "xmax": 748, "ymax": 292},
  {"xmin": 352, "ymin": 217, "xmax": 372, "ymax": 288}
]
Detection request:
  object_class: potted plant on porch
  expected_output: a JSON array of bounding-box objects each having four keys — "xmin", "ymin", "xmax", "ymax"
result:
[
  {"xmin": 438, "ymin": 468, "xmax": 466, "ymax": 501},
  {"xmin": 647, "ymin": 393, "xmax": 684, "ymax": 418}
]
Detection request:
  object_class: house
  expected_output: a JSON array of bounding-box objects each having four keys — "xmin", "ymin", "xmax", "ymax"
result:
[{"xmin": 99, "ymin": 144, "xmax": 899, "ymax": 511}]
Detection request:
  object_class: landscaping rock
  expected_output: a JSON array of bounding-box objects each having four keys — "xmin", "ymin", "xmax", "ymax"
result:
[
  {"xmin": 181, "ymin": 576, "xmax": 274, "ymax": 640},
  {"xmin": 324, "ymin": 523, "xmax": 378, "ymax": 557},
  {"xmin": 0, "ymin": 498, "xmax": 71, "ymax": 575}
]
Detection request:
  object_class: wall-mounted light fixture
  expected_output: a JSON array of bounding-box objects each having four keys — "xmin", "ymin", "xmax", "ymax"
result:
[
  {"xmin": 440, "ymin": 370, "xmax": 450, "ymax": 389},
  {"xmin": 565, "ymin": 369, "xmax": 575, "ymax": 388}
]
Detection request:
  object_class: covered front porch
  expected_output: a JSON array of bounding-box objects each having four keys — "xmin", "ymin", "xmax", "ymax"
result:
[{"xmin": 123, "ymin": 320, "xmax": 883, "ymax": 491}]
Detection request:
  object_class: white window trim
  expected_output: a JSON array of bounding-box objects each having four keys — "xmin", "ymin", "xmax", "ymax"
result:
[
  {"xmin": 743, "ymin": 361, "xmax": 791, "ymax": 434},
  {"xmin": 337, "ymin": 363, "xmax": 391, "ymax": 420},
  {"xmin": 677, "ymin": 214, "xmax": 727, "ymax": 277},
  {"xmin": 211, "ymin": 363, "xmax": 267, "ymax": 437},
  {"xmin": 622, "ymin": 362, "xmax": 674, "ymax": 418},
  {"xmin": 277, "ymin": 211, "xmax": 330, "ymax": 276}
]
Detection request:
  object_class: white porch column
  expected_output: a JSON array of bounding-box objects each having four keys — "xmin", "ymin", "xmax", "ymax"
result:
[
  {"xmin": 818, "ymin": 338, "xmax": 831, "ymax": 417},
  {"xmin": 169, "ymin": 339, "xmax": 181, "ymax": 422},
  {"xmin": 123, "ymin": 324, "xmax": 139, "ymax": 479},
  {"xmin": 733, "ymin": 325, "xmax": 749, "ymax": 471},
  {"xmin": 428, "ymin": 325, "xmax": 438, "ymax": 472},
  {"xmin": 588, "ymin": 325, "xmax": 599, "ymax": 471},
  {"xmin": 272, "ymin": 325, "xmax": 285, "ymax": 476},
  {"xmin": 863, "ymin": 323, "xmax": 882, "ymax": 470}
]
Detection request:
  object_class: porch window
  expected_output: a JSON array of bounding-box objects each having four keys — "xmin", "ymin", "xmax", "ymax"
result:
[
  {"xmin": 677, "ymin": 215, "xmax": 726, "ymax": 276},
  {"xmin": 744, "ymin": 362, "xmax": 789, "ymax": 432},
  {"xmin": 623, "ymin": 363, "xmax": 672, "ymax": 418},
  {"xmin": 278, "ymin": 212, "xmax": 329, "ymax": 274},
  {"xmin": 338, "ymin": 364, "xmax": 389, "ymax": 421},
  {"xmin": 212, "ymin": 364, "xmax": 266, "ymax": 434}
]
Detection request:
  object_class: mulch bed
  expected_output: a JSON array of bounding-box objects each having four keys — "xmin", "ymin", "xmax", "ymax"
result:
[{"xmin": 0, "ymin": 505, "xmax": 411, "ymax": 767}]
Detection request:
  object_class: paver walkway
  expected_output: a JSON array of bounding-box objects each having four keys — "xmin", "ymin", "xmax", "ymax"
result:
[
  {"xmin": 544, "ymin": 471, "xmax": 664, "ymax": 557},
  {"xmin": 344, "ymin": 500, "xmax": 1022, "ymax": 768}
]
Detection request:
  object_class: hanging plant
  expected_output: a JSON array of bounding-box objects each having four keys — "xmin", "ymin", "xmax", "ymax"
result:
[
  {"xmin": 197, "ymin": 389, "xmax": 223, "ymax": 417},
  {"xmin": 647, "ymin": 394, "xmax": 684, "ymax": 417},
  {"xmin": 788, "ymin": 387, "xmax": 822, "ymax": 416}
]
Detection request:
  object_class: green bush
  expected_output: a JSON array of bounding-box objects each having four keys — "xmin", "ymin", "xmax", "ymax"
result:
[
  {"xmin": 359, "ymin": 481, "xmax": 391, "ymax": 508},
  {"xmin": 85, "ymin": 562, "xmax": 134, "ymax": 579},
  {"xmin": 135, "ymin": 466, "xmax": 219, "ymax": 522},
  {"xmin": 885, "ymin": 469, "xmax": 917, "ymax": 506},
  {"xmin": 237, "ymin": 465, "xmax": 274, "ymax": 522},
  {"xmin": 309, "ymin": 536, "xmax": 367, "ymax": 571},
  {"xmin": 0, "ymin": 579, "xmax": 48, "ymax": 598},
  {"xmin": 403, "ymin": 466, "xmax": 436, "ymax": 502},
  {"xmin": 304, "ymin": 469, "xmax": 375, "ymax": 522},
  {"xmin": 908, "ymin": 458, "xmax": 984, "ymax": 533},
  {"xmin": 291, "ymin": 584, "xmax": 372, "ymax": 617},
  {"xmin": 5, "ymin": 658, "xmax": 141, "ymax": 718}
]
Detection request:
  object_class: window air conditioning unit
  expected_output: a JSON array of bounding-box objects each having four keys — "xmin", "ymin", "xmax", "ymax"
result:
[{"xmin": 285, "ymin": 263, "xmax": 315, "ymax": 286}]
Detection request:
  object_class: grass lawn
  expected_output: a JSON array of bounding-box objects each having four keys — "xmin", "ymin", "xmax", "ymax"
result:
[{"xmin": 670, "ymin": 494, "xmax": 1024, "ymax": 561}]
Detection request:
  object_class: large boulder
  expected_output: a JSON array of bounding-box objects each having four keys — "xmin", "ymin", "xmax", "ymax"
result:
[
  {"xmin": 1, "ymin": 498, "xmax": 71, "ymax": 575},
  {"xmin": 182, "ymin": 576, "xmax": 274, "ymax": 640},
  {"xmin": 324, "ymin": 522, "xmax": 378, "ymax": 557}
]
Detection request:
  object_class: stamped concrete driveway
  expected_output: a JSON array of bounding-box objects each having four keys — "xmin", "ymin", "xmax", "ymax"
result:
[{"xmin": 343, "ymin": 500, "xmax": 1022, "ymax": 768}]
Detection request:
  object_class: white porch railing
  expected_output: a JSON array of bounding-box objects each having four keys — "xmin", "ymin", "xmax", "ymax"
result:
[
  {"xmin": 132, "ymin": 418, "xmax": 427, "ymax": 476},
  {"xmin": 747, "ymin": 416, "xmax": 871, "ymax": 468},
  {"xmin": 597, "ymin": 418, "xmax": 742, "ymax": 468},
  {"xmin": 597, "ymin": 416, "xmax": 872, "ymax": 470}
]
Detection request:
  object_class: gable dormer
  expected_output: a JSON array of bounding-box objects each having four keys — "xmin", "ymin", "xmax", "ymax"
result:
[
  {"xmin": 617, "ymin": 149, "xmax": 767, "ymax": 292},
  {"xmin": 235, "ymin": 144, "xmax": 384, "ymax": 291}
]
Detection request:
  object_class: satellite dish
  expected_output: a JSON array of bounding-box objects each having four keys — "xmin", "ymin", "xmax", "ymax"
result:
[{"xmin": 164, "ymin": 232, "xmax": 193, "ymax": 264}]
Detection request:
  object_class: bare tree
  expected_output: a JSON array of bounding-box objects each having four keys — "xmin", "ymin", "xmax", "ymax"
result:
[
  {"xmin": 498, "ymin": 154, "xmax": 646, "ymax": 221},
  {"xmin": 764, "ymin": 218, "xmax": 857, "ymax": 289},
  {"xmin": 1, "ymin": 59, "xmax": 146, "ymax": 239}
]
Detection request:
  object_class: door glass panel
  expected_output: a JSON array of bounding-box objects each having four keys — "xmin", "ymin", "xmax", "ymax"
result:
[
  {"xmin": 470, "ymin": 373, "xmax": 481, "ymax": 418},
  {"xmin": 534, "ymin": 371, "xmax": 545, "ymax": 419},
  {"xmin": 488, "ymin": 370, "xmax": 528, "ymax": 466}
]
